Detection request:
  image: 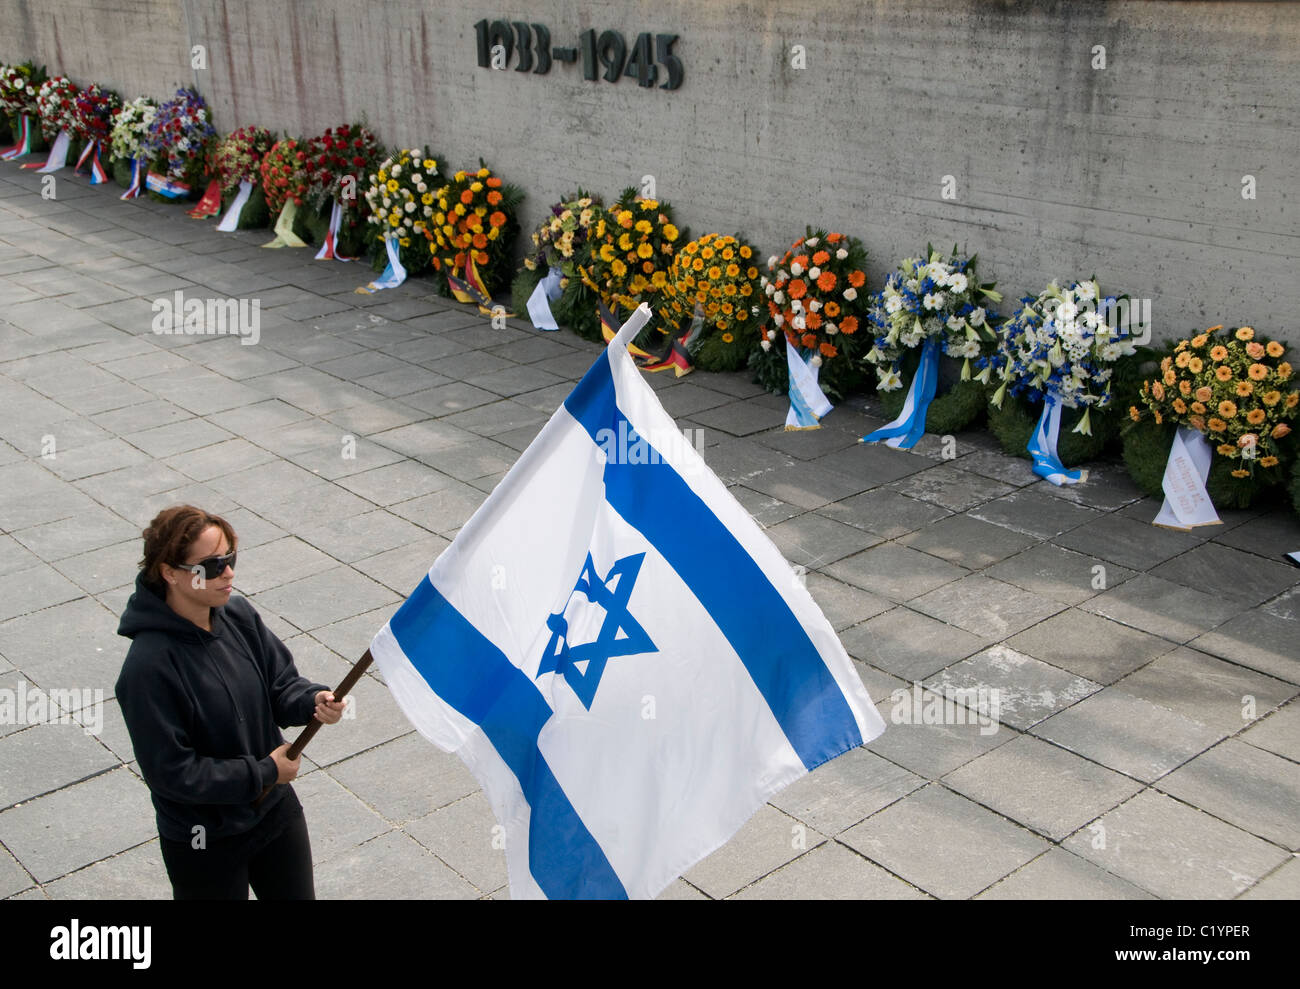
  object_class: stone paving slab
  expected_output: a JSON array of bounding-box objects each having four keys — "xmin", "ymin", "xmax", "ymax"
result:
[
  {"xmin": 732, "ymin": 840, "xmax": 930, "ymax": 899},
  {"xmin": 0, "ymin": 768, "xmax": 156, "ymax": 884},
  {"xmin": 1028, "ymin": 687, "xmax": 1224, "ymax": 782},
  {"xmin": 928, "ymin": 644, "xmax": 1101, "ymax": 731},
  {"xmin": 767, "ymin": 747, "xmax": 925, "ymax": 836},
  {"xmin": 1006, "ymin": 608, "xmax": 1173, "ymax": 684},
  {"xmin": 1062, "ymin": 790, "xmax": 1289, "ymax": 900},
  {"xmin": 839, "ymin": 607, "xmax": 988, "ymax": 681},
  {"xmin": 1154, "ymin": 739, "xmax": 1300, "ymax": 850},
  {"xmin": 1111, "ymin": 647, "xmax": 1298, "ymax": 735},
  {"xmin": 1238, "ymin": 701, "xmax": 1300, "ymax": 763},
  {"xmin": 839, "ymin": 784, "xmax": 1050, "ymax": 899},
  {"xmin": 942, "ymin": 734, "xmax": 1145, "ymax": 841},
  {"xmin": 683, "ymin": 804, "xmax": 825, "ymax": 899},
  {"xmin": 975, "ymin": 847, "xmax": 1155, "ymax": 900},
  {"xmin": 403, "ymin": 792, "xmax": 508, "ymax": 895},
  {"xmin": 2, "ymin": 166, "xmax": 1297, "ymax": 901},
  {"xmin": 986, "ymin": 543, "xmax": 1135, "ymax": 607}
]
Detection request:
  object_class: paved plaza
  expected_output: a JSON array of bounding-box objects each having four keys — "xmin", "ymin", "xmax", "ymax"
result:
[{"xmin": 0, "ymin": 165, "xmax": 1296, "ymax": 901}]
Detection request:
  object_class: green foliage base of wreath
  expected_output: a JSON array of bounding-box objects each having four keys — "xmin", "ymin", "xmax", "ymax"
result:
[
  {"xmin": 552, "ymin": 281, "xmax": 601, "ymax": 342},
  {"xmin": 510, "ymin": 266, "xmax": 544, "ymax": 323},
  {"xmin": 110, "ymin": 156, "xmax": 134, "ymax": 189},
  {"xmin": 691, "ymin": 332, "xmax": 752, "ymax": 373},
  {"xmin": 749, "ymin": 343, "xmax": 787, "ymax": 397},
  {"xmin": 876, "ymin": 352, "xmax": 987, "ymax": 435},
  {"xmin": 221, "ymin": 185, "xmax": 269, "ymax": 229},
  {"xmin": 1291, "ymin": 455, "xmax": 1300, "ymax": 518},
  {"xmin": 0, "ymin": 115, "xmax": 10, "ymax": 144},
  {"xmin": 1121, "ymin": 417, "xmax": 1288, "ymax": 510},
  {"xmin": 987, "ymin": 393, "xmax": 1118, "ymax": 465}
]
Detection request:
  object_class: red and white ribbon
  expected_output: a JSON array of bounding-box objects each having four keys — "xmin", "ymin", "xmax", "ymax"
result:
[
  {"xmin": 314, "ymin": 198, "xmax": 356, "ymax": 261},
  {"xmin": 74, "ymin": 140, "xmax": 109, "ymax": 184},
  {"xmin": 120, "ymin": 157, "xmax": 144, "ymax": 200},
  {"xmin": 23, "ymin": 128, "xmax": 71, "ymax": 172}
]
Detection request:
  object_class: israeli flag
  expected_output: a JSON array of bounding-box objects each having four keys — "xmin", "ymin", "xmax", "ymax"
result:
[{"xmin": 371, "ymin": 304, "xmax": 885, "ymax": 899}]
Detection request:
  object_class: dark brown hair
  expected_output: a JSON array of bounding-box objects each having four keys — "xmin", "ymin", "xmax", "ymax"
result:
[{"xmin": 139, "ymin": 505, "xmax": 238, "ymax": 589}]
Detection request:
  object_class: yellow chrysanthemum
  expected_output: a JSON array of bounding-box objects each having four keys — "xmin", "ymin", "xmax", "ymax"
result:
[
  {"xmin": 637, "ymin": 242, "xmax": 653, "ymax": 259},
  {"xmin": 662, "ymin": 224, "xmax": 679, "ymax": 242}
]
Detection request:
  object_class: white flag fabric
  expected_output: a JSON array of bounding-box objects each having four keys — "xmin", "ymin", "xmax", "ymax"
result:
[{"xmin": 370, "ymin": 304, "xmax": 885, "ymax": 899}]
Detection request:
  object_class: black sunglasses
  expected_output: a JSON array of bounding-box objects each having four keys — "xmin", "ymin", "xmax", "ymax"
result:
[{"xmin": 172, "ymin": 551, "xmax": 237, "ymax": 580}]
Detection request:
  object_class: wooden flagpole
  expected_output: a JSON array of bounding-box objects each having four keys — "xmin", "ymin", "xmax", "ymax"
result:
[{"xmin": 254, "ymin": 648, "xmax": 374, "ymax": 806}]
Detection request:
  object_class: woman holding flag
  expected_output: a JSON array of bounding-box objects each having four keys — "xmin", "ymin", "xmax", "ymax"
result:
[{"xmin": 116, "ymin": 505, "xmax": 346, "ymax": 899}]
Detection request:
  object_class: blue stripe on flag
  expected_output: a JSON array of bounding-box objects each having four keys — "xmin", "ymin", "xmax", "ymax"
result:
[
  {"xmin": 390, "ymin": 576, "xmax": 628, "ymax": 900},
  {"xmin": 564, "ymin": 354, "xmax": 864, "ymax": 769}
]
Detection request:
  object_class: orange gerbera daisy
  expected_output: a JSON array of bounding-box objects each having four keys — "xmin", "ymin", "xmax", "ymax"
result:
[
  {"xmin": 1235, "ymin": 326, "xmax": 1254, "ymax": 341},
  {"xmin": 1215, "ymin": 366, "xmax": 1233, "ymax": 381},
  {"xmin": 806, "ymin": 312, "xmax": 823, "ymax": 330},
  {"xmin": 1266, "ymin": 340, "xmax": 1285, "ymax": 357},
  {"xmin": 1208, "ymin": 418, "xmax": 1227, "ymax": 433},
  {"xmin": 1209, "ymin": 346, "xmax": 1228, "ymax": 362},
  {"xmin": 788, "ymin": 279, "xmax": 807, "ymax": 300},
  {"xmin": 824, "ymin": 301, "xmax": 841, "ymax": 318},
  {"xmin": 1246, "ymin": 409, "xmax": 1266, "ymax": 425},
  {"xmin": 460, "ymin": 190, "xmax": 474, "ymax": 205},
  {"xmin": 820, "ymin": 342, "xmax": 838, "ymax": 358},
  {"xmin": 848, "ymin": 270, "xmax": 866, "ymax": 288},
  {"xmin": 1248, "ymin": 363, "xmax": 1269, "ymax": 380},
  {"xmin": 817, "ymin": 271, "xmax": 837, "ymax": 292},
  {"xmin": 801, "ymin": 333, "xmax": 816, "ymax": 349},
  {"xmin": 812, "ymin": 250, "xmax": 830, "ymax": 266},
  {"xmin": 840, "ymin": 315, "xmax": 859, "ymax": 334},
  {"xmin": 489, "ymin": 211, "xmax": 506, "ymax": 228}
]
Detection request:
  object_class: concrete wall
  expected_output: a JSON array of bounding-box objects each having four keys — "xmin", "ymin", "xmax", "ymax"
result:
[{"xmin": 3, "ymin": 0, "xmax": 1297, "ymax": 345}]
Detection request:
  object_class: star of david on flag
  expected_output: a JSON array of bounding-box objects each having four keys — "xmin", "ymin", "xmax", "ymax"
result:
[
  {"xmin": 370, "ymin": 304, "xmax": 886, "ymax": 899},
  {"xmin": 539, "ymin": 552, "xmax": 657, "ymax": 711}
]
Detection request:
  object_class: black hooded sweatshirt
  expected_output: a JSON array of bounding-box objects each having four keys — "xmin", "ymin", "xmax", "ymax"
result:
[{"xmin": 115, "ymin": 571, "xmax": 327, "ymax": 842}]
